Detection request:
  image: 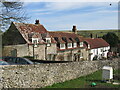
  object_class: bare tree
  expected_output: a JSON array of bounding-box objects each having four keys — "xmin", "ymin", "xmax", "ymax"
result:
[{"xmin": 0, "ymin": 0, "xmax": 29, "ymax": 31}]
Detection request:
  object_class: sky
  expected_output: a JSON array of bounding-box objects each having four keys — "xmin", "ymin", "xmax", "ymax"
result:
[{"xmin": 22, "ymin": 1, "xmax": 118, "ymax": 31}]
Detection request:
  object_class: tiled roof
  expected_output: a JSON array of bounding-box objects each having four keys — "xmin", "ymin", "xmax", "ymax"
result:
[
  {"xmin": 13, "ymin": 22, "xmax": 48, "ymax": 44},
  {"xmin": 84, "ymin": 38, "xmax": 110, "ymax": 49},
  {"xmin": 49, "ymin": 32, "xmax": 83, "ymax": 43},
  {"xmin": 14, "ymin": 22, "xmax": 48, "ymax": 34}
]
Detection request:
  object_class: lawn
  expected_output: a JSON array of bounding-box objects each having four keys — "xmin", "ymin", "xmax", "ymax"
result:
[{"xmin": 45, "ymin": 69, "xmax": 120, "ymax": 88}]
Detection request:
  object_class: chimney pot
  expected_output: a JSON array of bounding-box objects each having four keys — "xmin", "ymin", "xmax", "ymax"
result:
[
  {"xmin": 35, "ymin": 20, "xmax": 40, "ymax": 24},
  {"xmin": 72, "ymin": 25, "xmax": 77, "ymax": 34}
]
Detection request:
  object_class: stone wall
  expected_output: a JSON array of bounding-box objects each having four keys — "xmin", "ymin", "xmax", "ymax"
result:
[
  {"xmin": 47, "ymin": 43, "xmax": 57, "ymax": 55},
  {"xmin": 2, "ymin": 23, "xmax": 26, "ymax": 45},
  {"xmin": 57, "ymin": 48, "xmax": 89, "ymax": 61},
  {"xmin": 3, "ymin": 44, "xmax": 29, "ymax": 57},
  {"xmin": 28, "ymin": 44, "xmax": 46, "ymax": 60},
  {"xmin": 1, "ymin": 58, "xmax": 119, "ymax": 88}
]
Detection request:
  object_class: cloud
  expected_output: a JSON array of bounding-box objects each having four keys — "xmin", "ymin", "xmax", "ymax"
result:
[
  {"xmin": 28, "ymin": 2, "xmax": 118, "ymax": 16},
  {"xmin": 40, "ymin": 8, "xmax": 118, "ymax": 31},
  {"xmin": 23, "ymin": 2, "xmax": 118, "ymax": 30}
]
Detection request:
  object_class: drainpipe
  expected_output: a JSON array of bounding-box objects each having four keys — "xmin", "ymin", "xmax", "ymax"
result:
[
  {"xmin": 33, "ymin": 44, "xmax": 34, "ymax": 59},
  {"xmin": 45, "ymin": 44, "xmax": 47, "ymax": 60},
  {"xmin": 71, "ymin": 50, "xmax": 73, "ymax": 61}
]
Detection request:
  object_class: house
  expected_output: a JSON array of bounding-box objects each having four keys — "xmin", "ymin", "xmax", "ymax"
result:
[
  {"xmin": 3, "ymin": 20, "xmax": 57, "ymax": 60},
  {"xmin": 2, "ymin": 20, "xmax": 88, "ymax": 61},
  {"xmin": 84, "ymin": 38, "xmax": 110, "ymax": 60},
  {"xmin": 49, "ymin": 31, "xmax": 88, "ymax": 61},
  {"xmin": 2, "ymin": 20, "xmax": 110, "ymax": 61}
]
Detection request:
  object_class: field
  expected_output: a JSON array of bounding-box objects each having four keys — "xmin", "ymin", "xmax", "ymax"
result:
[
  {"xmin": 45, "ymin": 69, "xmax": 120, "ymax": 88},
  {"xmin": 77, "ymin": 30, "xmax": 119, "ymax": 38},
  {"xmin": 62, "ymin": 30, "xmax": 120, "ymax": 40}
]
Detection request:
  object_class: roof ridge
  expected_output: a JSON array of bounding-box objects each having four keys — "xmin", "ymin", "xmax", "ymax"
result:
[{"xmin": 13, "ymin": 22, "xmax": 42, "ymax": 26}]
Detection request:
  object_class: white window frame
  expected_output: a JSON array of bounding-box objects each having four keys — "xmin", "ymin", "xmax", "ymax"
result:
[
  {"xmin": 80, "ymin": 42, "xmax": 83, "ymax": 47},
  {"xmin": 46, "ymin": 38, "xmax": 51, "ymax": 46},
  {"xmin": 73, "ymin": 43, "xmax": 77, "ymax": 48},
  {"xmin": 60, "ymin": 44, "xmax": 65, "ymax": 49},
  {"xmin": 67, "ymin": 43, "xmax": 72, "ymax": 48},
  {"xmin": 32, "ymin": 38, "xmax": 39, "ymax": 44},
  {"xmin": 32, "ymin": 38, "xmax": 39, "ymax": 47}
]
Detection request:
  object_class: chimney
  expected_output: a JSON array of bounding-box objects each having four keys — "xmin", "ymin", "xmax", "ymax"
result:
[
  {"xmin": 35, "ymin": 20, "xmax": 40, "ymax": 24},
  {"xmin": 72, "ymin": 25, "xmax": 77, "ymax": 34},
  {"xmin": 90, "ymin": 33, "xmax": 93, "ymax": 38}
]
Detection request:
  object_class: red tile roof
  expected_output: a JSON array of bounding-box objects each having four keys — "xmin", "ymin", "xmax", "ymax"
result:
[
  {"xmin": 13, "ymin": 22, "xmax": 48, "ymax": 44},
  {"xmin": 84, "ymin": 38, "xmax": 110, "ymax": 49},
  {"xmin": 14, "ymin": 22, "xmax": 48, "ymax": 34},
  {"xmin": 49, "ymin": 32, "xmax": 83, "ymax": 43}
]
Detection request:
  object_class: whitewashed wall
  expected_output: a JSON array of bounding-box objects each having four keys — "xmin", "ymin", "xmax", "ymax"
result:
[{"xmin": 90, "ymin": 46, "xmax": 110, "ymax": 60}]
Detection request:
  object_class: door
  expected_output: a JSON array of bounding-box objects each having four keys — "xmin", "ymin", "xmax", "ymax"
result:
[{"xmin": 11, "ymin": 49, "xmax": 17, "ymax": 57}]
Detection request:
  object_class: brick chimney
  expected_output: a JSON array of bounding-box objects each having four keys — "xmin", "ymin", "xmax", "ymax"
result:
[
  {"xmin": 90, "ymin": 33, "xmax": 93, "ymax": 38},
  {"xmin": 72, "ymin": 25, "xmax": 77, "ymax": 34},
  {"xmin": 35, "ymin": 20, "xmax": 40, "ymax": 24}
]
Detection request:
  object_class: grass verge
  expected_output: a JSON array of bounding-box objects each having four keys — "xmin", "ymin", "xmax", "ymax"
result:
[{"xmin": 45, "ymin": 69, "xmax": 120, "ymax": 88}]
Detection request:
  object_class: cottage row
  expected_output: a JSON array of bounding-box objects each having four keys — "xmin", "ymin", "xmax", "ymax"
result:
[{"xmin": 2, "ymin": 20, "xmax": 110, "ymax": 61}]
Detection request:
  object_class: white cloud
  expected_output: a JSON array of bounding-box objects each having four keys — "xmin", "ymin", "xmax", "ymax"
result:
[
  {"xmin": 39, "ymin": 8, "xmax": 118, "ymax": 30},
  {"xmin": 23, "ymin": 2, "xmax": 118, "ymax": 30},
  {"xmin": 28, "ymin": 2, "xmax": 118, "ymax": 15}
]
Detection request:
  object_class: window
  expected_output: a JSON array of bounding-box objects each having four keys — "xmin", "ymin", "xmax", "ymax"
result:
[
  {"xmin": 80, "ymin": 42, "xmax": 83, "ymax": 47},
  {"xmin": 54, "ymin": 37, "xmax": 58, "ymax": 41},
  {"xmin": 60, "ymin": 44, "xmax": 65, "ymax": 49},
  {"xmin": 97, "ymin": 49, "xmax": 98, "ymax": 54},
  {"xmin": 101, "ymin": 49, "xmax": 103, "ymax": 52},
  {"xmin": 68, "ymin": 43, "xmax": 72, "ymax": 48},
  {"xmin": 33, "ymin": 40, "xmax": 37, "ymax": 44},
  {"xmin": 46, "ymin": 39, "xmax": 50, "ymax": 43},
  {"xmin": 32, "ymin": 39, "xmax": 38, "ymax": 47},
  {"xmin": 46, "ymin": 38, "xmax": 51, "ymax": 46},
  {"xmin": 62, "ymin": 37, "xmax": 67, "ymax": 42},
  {"xmin": 32, "ymin": 38, "xmax": 38, "ymax": 44},
  {"xmin": 73, "ymin": 43, "xmax": 77, "ymax": 48}
]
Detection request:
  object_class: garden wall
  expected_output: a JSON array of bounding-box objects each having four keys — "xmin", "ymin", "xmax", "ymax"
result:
[{"xmin": 0, "ymin": 58, "xmax": 119, "ymax": 88}]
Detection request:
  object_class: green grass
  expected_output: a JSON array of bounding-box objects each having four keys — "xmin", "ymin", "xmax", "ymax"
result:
[
  {"xmin": 45, "ymin": 69, "xmax": 120, "ymax": 88},
  {"xmin": 55, "ymin": 30, "xmax": 120, "ymax": 40},
  {"xmin": 77, "ymin": 30, "xmax": 119, "ymax": 39}
]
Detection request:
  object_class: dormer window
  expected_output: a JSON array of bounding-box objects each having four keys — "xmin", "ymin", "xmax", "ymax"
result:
[
  {"xmin": 80, "ymin": 42, "xmax": 83, "ymax": 47},
  {"xmin": 32, "ymin": 38, "xmax": 39, "ymax": 47},
  {"xmin": 68, "ymin": 43, "xmax": 72, "ymax": 48},
  {"xmin": 73, "ymin": 43, "xmax": 77, "ymax": 48},
  {"xmin": 46, "ymin": 38, "xmax": 51, "ymax": 47},
  {"xmin": 32, "ymin": 38, "xmax": 39, "ymax": 44},
  {"xmin": 60, "ymin": 44, "xmax": 65, "ymax": 49}
]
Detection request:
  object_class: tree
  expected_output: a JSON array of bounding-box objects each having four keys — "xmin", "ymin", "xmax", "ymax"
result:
[
  {"xmin": 0, "ymin": 0, "xmax": 29, "ymax": 30},
  {"xmin": 102, "ymin": 32, "xmax": 119, "ymax": 47},
  {"xmin": 0, "ymin": 30, "xmax": 2, "ymax": 33}
]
